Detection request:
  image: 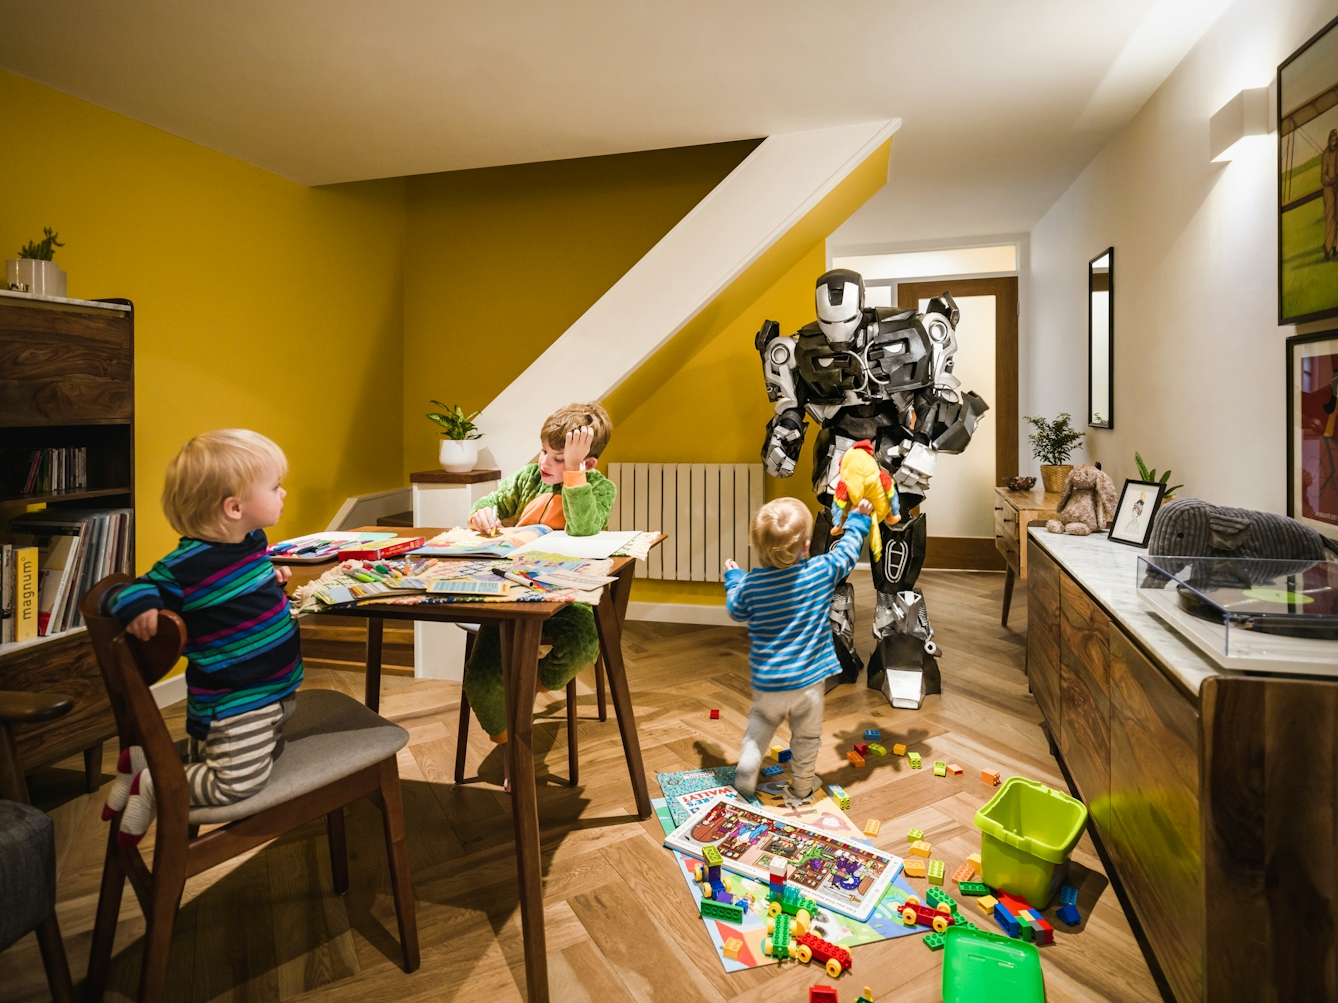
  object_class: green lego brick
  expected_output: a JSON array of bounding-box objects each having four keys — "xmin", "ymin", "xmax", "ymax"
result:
[
  {"xmin": 908, "ymin": 752, "xmax": 922, "ymax": 768},
  {"xmin": 702, "ymin": 845, "xmax": 723, "ymax": 868},
  {"xmin": 923, "ymin": 931, "xmax": 947, "ymax": 951},
  {"xmin": 1019, "ymin": 920, "xmax": 1035, "ymax": 942},
  {"xmin": 769, "ymin": 913, "xmax": 791, "ymax": 958},
  {"xmin": 959, "ymin": 880, "xmax": 990, "ymax": 896},
  {"xmin": 867, "ymin": 743, "xmax": 887, "ymax": 756},
  {"xmin": 933, "ymin": 760, "xmax": 947, "ymax": 776},
  {"xmin": 907, "ymin": 827, "xmax": 924, "ymax": 841},
  {"xmin": 700, "ymin": 898, "xmax": 744, "ymax": 924},
  {"xmin": 925, "ymin": 886, "xmax": 954, "ymax": 909},
  {"xmin": 927, "ymin": 859, "xmax": 946, "ymax": 885}
]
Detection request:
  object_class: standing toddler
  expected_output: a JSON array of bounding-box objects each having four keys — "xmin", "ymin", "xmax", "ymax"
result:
[{"xmin": 725, "ymin": 496, "xmax": 872, "ymax": 801}]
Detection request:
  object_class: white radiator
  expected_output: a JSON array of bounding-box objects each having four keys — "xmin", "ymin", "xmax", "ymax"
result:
[{"xmin": 605, "ymin": 463, "xmax": 765, "ymax": 580}]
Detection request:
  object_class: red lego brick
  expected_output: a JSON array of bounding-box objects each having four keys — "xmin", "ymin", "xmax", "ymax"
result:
[
  {"xmin": 709, "ymin": 709, "xmax": 720, "ymax": 719},
  {"xmin": 809, "ymin": 989, "xmax": 839, "ymax": 1003}
]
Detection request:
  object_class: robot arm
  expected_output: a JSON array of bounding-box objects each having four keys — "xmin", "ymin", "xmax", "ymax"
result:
[
  {"xmin": 757, "ymin": 320, "xmax": 809, "ymax": 477},
  {"xmin": 893, "ymin": 390, "xmax": 989, "ymax": 495}
]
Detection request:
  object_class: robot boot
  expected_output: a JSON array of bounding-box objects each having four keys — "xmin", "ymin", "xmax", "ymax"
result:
[
  {"xmin": 826, "ymin": 581, "xmax": 863, "ymax": 691},
  {"xmin": 865, "ymin": 515, "xmax": 941, "ymax": 709}
]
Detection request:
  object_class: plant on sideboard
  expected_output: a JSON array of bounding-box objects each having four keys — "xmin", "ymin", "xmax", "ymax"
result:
[
  {"xmin": 7, "ymin": 227, "xmax": 67, "ymax": 297},
  {"xmin": 426, "ymin": 401, "xmax": 484, "ymax": 473},
  {"xmin": 1134, "ymin": 452, "xmax": 1183, "ymax": 500},
  {"xmin": 1025, "ymin": 412, "xmax": 1085, "ymax": 493}
]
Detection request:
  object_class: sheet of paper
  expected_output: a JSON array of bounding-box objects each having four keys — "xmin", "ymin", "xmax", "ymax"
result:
[{"xmin": 507, "ymin": 530, "xmax": 641, "ymax": 560}]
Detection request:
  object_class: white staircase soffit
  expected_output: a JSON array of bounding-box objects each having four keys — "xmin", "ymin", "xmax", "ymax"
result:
[{"xmin": 477, "ymin": 119, "xmax": 900, "ymax": 473}]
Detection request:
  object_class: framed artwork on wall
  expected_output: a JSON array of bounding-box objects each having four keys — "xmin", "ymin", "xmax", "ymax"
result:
[
  {"xmin": 1279, "ymin": 13, "xmax": 1338, "ymax": 325},
  {"xmin": 1287, "ymin": 329, "xmax": 1338, "ymax": 539},
  {"xmin": 1108, "ymin": 479, "xmax": 1166, "ymax": 548}
]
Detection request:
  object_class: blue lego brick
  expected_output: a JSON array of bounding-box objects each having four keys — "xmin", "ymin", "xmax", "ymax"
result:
[
  {"xmin": 778, "ymin": 748, "xmax": 792, "ymax": 762},
  {"xmin": 1059, "ymin": 885, "xmax": 1079, "ymax": 906},
  {"xmin": 994, "ymin": 902, "xmax": 1020, "ymax": 938},
  {"xmin": 864, "ymin": 729, "xmax": 881, "ymax": 740},
  {"xmin": 716, "ymin": 890, "xmax": 735, "ymax": 906},
  {"xmin": 760, "ymin": 764, "xmax": 784, "ymax": 777},
  {"xmin": 1057, "ymin": 903, "xmax": 1081, "ymax": 926}
]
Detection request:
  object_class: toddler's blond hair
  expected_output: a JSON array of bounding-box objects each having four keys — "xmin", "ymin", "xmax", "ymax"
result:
[
  {"xmin": 542, "ymin": 402, "xmax": 613, "ymax": 459},
  {"xmin": 750, "ymin": 497, "xmax": 814, "ymax": 569},
  {"xmin": 162, "ymin": 429, "xmax": 287, "ymax": 540}
]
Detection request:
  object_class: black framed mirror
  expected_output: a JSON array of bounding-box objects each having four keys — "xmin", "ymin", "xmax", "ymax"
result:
[{"xmin": 1089, "ymin": 248, "xmax": 1113, "ymax": 428}]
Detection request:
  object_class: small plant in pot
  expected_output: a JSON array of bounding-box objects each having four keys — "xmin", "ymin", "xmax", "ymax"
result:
[
  {"xmin": 427, "ymin": 401, "xmax": 483, "ymax": 472},
  {"xmin": 1025, "ymin": 412, "xmax": 1084, "ymax": 493},
  {"xmin": 6, "ymin": 228, "xmax": 67, "ymax": 297}
]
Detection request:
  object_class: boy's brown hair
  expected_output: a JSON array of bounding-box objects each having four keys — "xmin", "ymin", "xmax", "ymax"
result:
[
  {"xmin": 750, "ymin": 497, "xmax": 814, "ymax": 569},
  {"xmin": 542, "ymin": 402, "xmax": 613, "ymax": 458},
  {"xmin": 162, "ymin": 429, "xmax": 287, "ymax": 540}
]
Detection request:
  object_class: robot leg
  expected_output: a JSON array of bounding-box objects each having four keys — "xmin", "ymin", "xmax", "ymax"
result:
[
  {"xmin": 813, "ymin": 506, "xmax": 864, "ymax": 688},
  {"xmin": 866, "ymin": 514, "xmax": 942, "ymax": 708}
]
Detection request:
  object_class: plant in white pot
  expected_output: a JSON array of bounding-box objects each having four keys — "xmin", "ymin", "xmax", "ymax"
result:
[
  {"xmin": 427, "ymin": 401, "xmax": 483, "ymax": 472},
  {"xmin": 1025, "ymin": 412, "xmax": 1085, "ymax": 493},
  {"xmin": 7, "ymin": 228, "xmax": 67, "ymax": 297}
]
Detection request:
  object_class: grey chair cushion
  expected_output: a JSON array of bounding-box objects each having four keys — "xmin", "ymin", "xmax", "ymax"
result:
[
  {"xmin": 0, "ymin": 800, "xmax": 55, "ymax": 952},
  {"xmin": 189, "ymin": 688, "xmax": 408, "ymax": 825}
]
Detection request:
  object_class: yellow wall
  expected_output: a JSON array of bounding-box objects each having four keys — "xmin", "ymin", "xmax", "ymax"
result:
[
  {"xmin": 400, "ymin": 141, "xmax": 758, "ymax": 476},
  {"xmin": 0, "ymin": 70, "xmax": 407, "ymax": 568}
]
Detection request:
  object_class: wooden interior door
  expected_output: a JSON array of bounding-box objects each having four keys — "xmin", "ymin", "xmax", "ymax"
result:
[{"xmin": 898, "ymin": 276, "xmax": 1018, "ymax": 570}]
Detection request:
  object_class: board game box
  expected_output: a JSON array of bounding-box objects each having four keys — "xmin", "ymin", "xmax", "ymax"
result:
[{"xmin": 664, "ymin": 794, "xmax": 902, "ymax": 922}]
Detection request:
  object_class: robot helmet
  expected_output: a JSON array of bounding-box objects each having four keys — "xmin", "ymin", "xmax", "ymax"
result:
[{"xmin": 815, "ymin": 269, "xmax": 865, "ymax": 344}]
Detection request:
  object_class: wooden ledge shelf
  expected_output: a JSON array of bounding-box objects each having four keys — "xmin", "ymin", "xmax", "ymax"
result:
[{"xmin": 409, "ymin": 469, "xmax": 501, "ymax": 484}]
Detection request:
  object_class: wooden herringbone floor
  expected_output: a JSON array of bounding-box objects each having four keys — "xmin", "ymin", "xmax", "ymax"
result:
[{"xmin": 1, "ymin": 571, "xmax": 1164, "ymax": 1003}]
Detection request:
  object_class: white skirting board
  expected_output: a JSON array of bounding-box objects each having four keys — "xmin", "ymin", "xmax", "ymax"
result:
[
  {"xmin": 625, "ymin": 602, "xmax": 735, "ymax": 626},
  {"xmin": 151, "ymin": 673, "xmax": 187, "ymax": 708}
]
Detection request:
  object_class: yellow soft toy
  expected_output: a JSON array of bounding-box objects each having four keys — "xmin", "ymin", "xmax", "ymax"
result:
[{"xmin": 831, "ymin": 439, "xmax": 901, "ymax": 560}]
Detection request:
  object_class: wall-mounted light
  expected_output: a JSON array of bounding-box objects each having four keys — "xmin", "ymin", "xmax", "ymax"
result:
[{"xmin": 1210, "ymin": 86, "xmax": 1271, "ymax": 162}]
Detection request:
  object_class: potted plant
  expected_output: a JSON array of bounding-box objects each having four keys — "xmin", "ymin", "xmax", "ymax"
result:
[
  {"xmin": 1134, "ymin": 453, "xmax": 1183, "ymax": 500},
  {"xmin": 1025, "ymin": 413, "xmax": 1084, "ymax": 493},
  {"xmin": 427, "ymin": 401, "xmax": 483, "ymax": 472},
  {"xmin": 6, "ymin": 228, "xmax": 66, "ymax": 297}
]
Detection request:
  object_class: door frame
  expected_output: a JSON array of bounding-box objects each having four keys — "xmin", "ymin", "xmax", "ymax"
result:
[{"xmin": 898, "ymin": 276, "xmax": 1019, "ymax": 570}]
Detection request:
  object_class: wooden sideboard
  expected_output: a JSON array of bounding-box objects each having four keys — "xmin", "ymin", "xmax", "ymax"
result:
[
  {"xmin": 994, "ymin": 485, "xmax": 1060, "ymax": 626},
  {"xmin": 1027, "ymin": 531, "xmax": 1338, "ymax": 1003}
]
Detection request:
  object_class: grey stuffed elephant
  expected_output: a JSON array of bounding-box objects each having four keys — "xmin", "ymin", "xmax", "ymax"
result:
[{"xmin": 1046, "ymin": 464, "xmax": 1120, "ymax": 536}]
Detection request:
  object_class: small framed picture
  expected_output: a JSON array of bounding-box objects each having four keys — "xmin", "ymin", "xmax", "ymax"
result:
[{"xmin": 1108, "ymin": 479, "xmax": 1166, "ymax": 548}]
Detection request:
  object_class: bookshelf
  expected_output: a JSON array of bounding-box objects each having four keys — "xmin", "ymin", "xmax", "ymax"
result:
[{"xmin": 0, "ymin": 291, "xmax": 133, "ymax": 789}]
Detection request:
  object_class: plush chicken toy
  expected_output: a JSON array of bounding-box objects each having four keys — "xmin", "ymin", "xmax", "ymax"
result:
[{"xmin": 831, "ymin": 439, "xmax": 900, "ymax": 560}]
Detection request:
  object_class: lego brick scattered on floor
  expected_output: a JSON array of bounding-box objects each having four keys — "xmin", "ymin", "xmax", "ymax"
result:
[
  {"xmin": 923, "ymin": 930, "xmax": 947, "ymax": 951},
  {"xmin": 864, "ymin": 818, "xmax": 881, "ymax": 836},
  {"xmin": 933, "ymin": 761, "xmax": 947, "ymax": 776},
  {"xmin": 723, "ymin": 937, "xmax": 743, "ymax": 960},
  {"xmin": 951, "ymin": 863, "xmax": 975, "ymax": 884},
  {"xmin": 854, "ymin": 742, "xmax": 869, "ymax": 756},
  {"xmin": 902, "ymin": 858, "xmax": 926, "ymax": 878},
  {"xmin": 893, "ymin": 743, "xmax": 907, "ymax": 756},
  {"xmin": 868, "ymin": 743, "xmax": 886, "ymax": 756},
  {"xmin": 778, "ymin": 748, "xmax": 792, "ymax": 762},
  {"xmin": 760, "ymin": 764, "xmax": 783, "ymax": 777},
  {"xmin": 1059, "ymin": 885, "xmax": 1079, "ymax": 906},
  {"xmin": 968, "ymin": 852, "xmax": 982, "ymax": 875},
  {"xmin": 947, "ymin": 763, "xmax": 963, "ymax": 775},
  {"xmin": 1057, "ymin": 903, "xmax": 1081, "ymax": 926},
  {"xmin": 927, "ymin": 860, "xmax": 944, "ymax": 885},
  {"xmin": 709, "ymin": 709, "xmax": 719, "ymax": 719},
  {"xmin": 907, "ymin": 827, "xmax": 924, "ymax": 841},
  {"xmin": 827, "ymin": 783, "xmax": 850, "ymax": 809},
  {"xmin": 909, "ymin": 839, "xmax": 932, "ymax": 857},
  {"xmin": 847, "ymin": 750, "xmax": 866, "ymax": 767},
  {"xmin": 976, "ymin": 894, "xmax": 998, "ymax": 914},
  {"xmin": 864, "ymin": 729, "xmax": 880, "ymax": 740},
  {"xmin": 959, "ymin": 881, "xmax": 990, "ymax": 896},
  {"xmin": 982, "ymin": 768, "xmax": 1001, "ymax": 785},
  {"xmin": 908, "ymin": 752, "xmax": 922, "ymax": 768}
]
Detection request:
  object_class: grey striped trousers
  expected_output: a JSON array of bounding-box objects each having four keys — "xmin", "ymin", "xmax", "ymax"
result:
[{"xmin": 186, "ymin": 695, "xmax": 297, "ymax": 806}]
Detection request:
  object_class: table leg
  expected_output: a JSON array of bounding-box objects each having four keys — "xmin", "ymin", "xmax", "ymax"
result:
[
  {"xmin": 595, "ymin": 566, "xmax": 652, "ymax": 820},
  {"xmin": 501, "ymin": 618, "xmax": 548, "ymax": 1003},
  {"xmin": 1001, "ymin": 567, "xmax": 1016, "ymax": 628},
  {"xmin": 84, "ymin": 742, "xmax": 103, "ymax": 792},
  {"xmin": 365, "ymin": 618, "xmax": 384, "ymax": 713}
]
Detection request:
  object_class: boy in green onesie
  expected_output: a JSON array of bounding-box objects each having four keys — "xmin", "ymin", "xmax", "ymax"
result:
[{"xmin": 464, "ymin": 401, "xmax": 616, "ymax": 744}]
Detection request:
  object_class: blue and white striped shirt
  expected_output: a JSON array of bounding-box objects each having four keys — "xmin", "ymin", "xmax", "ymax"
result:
[{"xmin": 724, "ymin": 512, "xmax": 871, "ymax": 692}]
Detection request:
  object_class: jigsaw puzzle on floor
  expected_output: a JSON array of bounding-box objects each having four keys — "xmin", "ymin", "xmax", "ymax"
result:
[{"xmin": 664, "ymin": 794, "xmax": 902, "ymax": 922}]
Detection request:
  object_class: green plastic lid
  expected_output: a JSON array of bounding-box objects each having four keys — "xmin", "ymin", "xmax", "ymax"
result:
[
  {"xmin": 973, "ymin": 776, "xmax": 1088, "ymax": 864},
  {"xmin": 941, "ymin": 925, "xmax": 1045, "ymax": 1003}
]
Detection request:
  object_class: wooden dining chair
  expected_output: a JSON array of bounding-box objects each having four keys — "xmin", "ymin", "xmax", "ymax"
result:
[
  {"xmin": 452, "ymin": 624, "xmax": 608, "ymax": 787},
  {"xmin": 80, "ymin": 576, "xmax": 420, "ymax": 1003}
]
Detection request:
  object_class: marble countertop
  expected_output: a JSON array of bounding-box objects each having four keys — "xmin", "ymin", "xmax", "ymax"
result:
[
  {"xmin": 0, "ymin": 288, "xmax": 131, "ymax": 312},
  {"xmin": 1028, "ymin": 527, "xmax": 1218, "ymax": 699}
]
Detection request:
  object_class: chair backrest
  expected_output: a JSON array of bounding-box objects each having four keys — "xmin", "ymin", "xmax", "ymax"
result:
[{"xmin": 79, "ymin": 576, "xmax": 192, "ymax": 838}]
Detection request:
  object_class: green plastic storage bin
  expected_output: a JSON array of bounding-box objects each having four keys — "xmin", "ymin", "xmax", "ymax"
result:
[
  {"xmin": 974, "ymin": 776, "xmax": 1087, "ymax": 907},
  {"xmin": 942, "ymin": 925, "xmax": 1044, "ymax": 1003}
]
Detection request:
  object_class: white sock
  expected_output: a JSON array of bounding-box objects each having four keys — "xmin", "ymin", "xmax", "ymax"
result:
[
  {"xmin": 102, "ymin": 746, "xmax": 146, "ymax": 820},
  {"xmin": 117, "ymin": 769, "xmax": 156, "ymax": 848}
]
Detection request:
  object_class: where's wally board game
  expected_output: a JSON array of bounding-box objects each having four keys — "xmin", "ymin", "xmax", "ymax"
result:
[{"xmin": 664, "ymin": 794, "xmax": 901, "ymax": 923}]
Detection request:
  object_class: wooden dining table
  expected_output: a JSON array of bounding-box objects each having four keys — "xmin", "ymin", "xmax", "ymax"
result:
[{"xmin": 284, "ymin": 527, "xmax": 654, "ymax": 1003}]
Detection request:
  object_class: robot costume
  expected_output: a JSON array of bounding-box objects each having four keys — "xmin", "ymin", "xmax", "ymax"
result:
[{"xmin": 755, "ymin": 269, "xmax": 988, "ymax": 708}]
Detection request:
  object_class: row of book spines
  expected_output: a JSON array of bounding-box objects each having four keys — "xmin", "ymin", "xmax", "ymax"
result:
[
  {"xmin": 14, "ymin": 447, "xmax": 89, "ymax": 494},
  {"xmin": 0, "ymin": 545, "xmax": 39, "ymax": 644}
]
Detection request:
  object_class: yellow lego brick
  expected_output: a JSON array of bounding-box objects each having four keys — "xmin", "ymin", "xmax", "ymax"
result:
[
  {"xmin": 968, "ymin": 852, "xmax": 982, "ymax": 875},
  {"xmin": 976, "ymin": 894, "xmax": 998, "ymax": 914},
  {"xmin": 927, "ymin": 859, "xmax": 945, "ymax": 885},
  {"xmin": 893, "ymin": 743, "xmax": 907, "ymax": 756},
  {"xmin": 864, "ymin": 818, "xmax": 881, "ymax": 837},
  {"xmin": 769, "ymin": 745, "xmax": 784, "ymax": 760},
  {"xmin": 902, "ymin": 858, "xmax": 926, "ymax": 878},
  {"xmin": 909, "ymin": 840, "xmax": 932, "ymax": 858},
  {"xmin": 722, "ymin": 937, "xmax": 743, "ymax": 960}
]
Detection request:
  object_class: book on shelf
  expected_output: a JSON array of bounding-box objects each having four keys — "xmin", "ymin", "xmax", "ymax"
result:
[
  {"xmin": 1, "ymin": 544, "xmax": 11, "ymax": 643},
  {"xmin": 5, "ymin": 508, "xmax": 133, "ymax": 636},
  {"xmin": 0, "ymin": 447, "xmax": 90, "ymax": 496},
  {"xmin": 13, "ymin": 546, "xmax": 38, "ymax": 642}
]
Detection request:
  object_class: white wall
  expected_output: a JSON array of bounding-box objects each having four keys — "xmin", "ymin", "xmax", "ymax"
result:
[{"xmin": 1029, "ymin": 0, "xmax": 1338, "ymax": 509}]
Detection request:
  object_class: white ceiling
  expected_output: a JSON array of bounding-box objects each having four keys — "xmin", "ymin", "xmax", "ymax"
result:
[{"xmin": 0, "ymin": 0, "xmax": 1232, "ymax": 237}]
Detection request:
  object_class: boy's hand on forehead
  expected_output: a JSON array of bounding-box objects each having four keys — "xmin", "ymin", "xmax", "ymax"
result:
[{"xmin": 564, "ymin": 426, "xmax": 595, "ymax": 470}]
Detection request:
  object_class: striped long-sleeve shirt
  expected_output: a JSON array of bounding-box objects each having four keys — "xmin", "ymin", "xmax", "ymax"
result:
[
  {"xmin": 724, "ymin": 512, "xmax": 871, "ymax": 691},
  {"xmin": 103, "ymin": 529, "xmax": 303, "ymax": 739}
]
